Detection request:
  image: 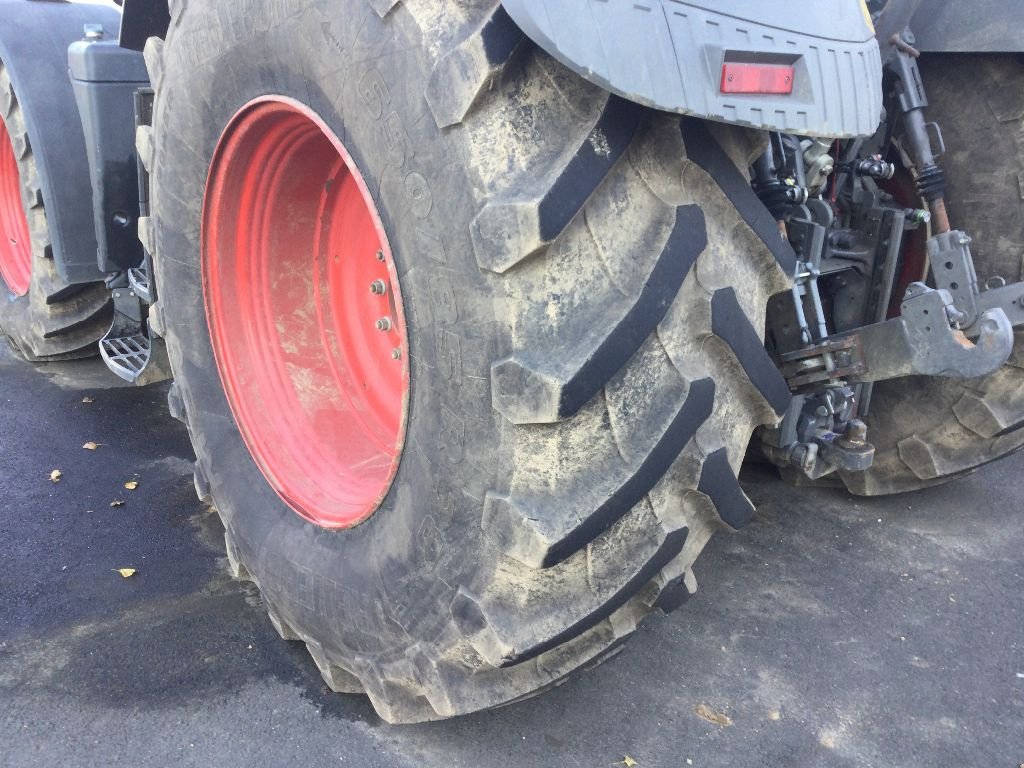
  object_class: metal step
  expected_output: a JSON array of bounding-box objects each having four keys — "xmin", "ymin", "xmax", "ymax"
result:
[
  {"xmin": 99, "ymin": 281, "xmax": 170, "ymax": 385},
  {"xmin": 127, "ymin": 265, "xmax": 152, "ymax": 303},
  {"xmin": 100, "ymin": 332, "xmax": 152, "ymax": 382}
]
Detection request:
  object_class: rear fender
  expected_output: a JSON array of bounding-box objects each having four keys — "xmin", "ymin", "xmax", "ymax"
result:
[{"xmin": 502, "ymin": 0, "xmax": 883, "ymax": 138}]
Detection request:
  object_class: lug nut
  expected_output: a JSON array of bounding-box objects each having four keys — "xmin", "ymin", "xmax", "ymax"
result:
[
  {"xmin": 369, "ymin": 280, "xmax": 387, "ymax": 295},
  {"xmin": 375, "ymin": 317, "xmax": 392, "ymax": 331},
  {"xmin": 375, "ymin": 249, "xmax": 385, "ymax": 262},
  {"xmin": 391, "ymin": 348, "xmax": 402, "ymax": 360}
]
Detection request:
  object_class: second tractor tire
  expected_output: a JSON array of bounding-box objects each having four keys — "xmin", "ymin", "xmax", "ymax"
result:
[
  {"xmin": 0, "ymin": 62, "xmax": 111, "ymax": 361},
  {"xmin": 837, "ymin": 54, "xmax": 1024, "ymax": 495}
]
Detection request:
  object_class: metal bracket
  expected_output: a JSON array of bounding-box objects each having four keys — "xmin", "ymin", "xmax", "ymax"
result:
[
  {"xmin": 848, "ymin": 283, "xmax": 1012, "ymax": 382},
  {"xmin": 779, "ymin": 283, "xmax": 1012, "ymax": 387},
  {"xmin": 814, "ymin": 419, "xmax": 874, "ymax": 474},
  {"xmin": 759, "ymin": 386, "xmax": 873, "ymax": 479},
  {"xmin": 972, "ymin": 282, "xmax": 1024, "ymax": 335},
  {"xmin": 778, "ymin": 336, "xmax": 868, "ymax": 388},
  {"xmin": 924, "ymin": 120, "xmax": 945, "ymax": 158},
  {"xmin": 929, "ymin": 230, "xmax": 979, "ymax": 327}
]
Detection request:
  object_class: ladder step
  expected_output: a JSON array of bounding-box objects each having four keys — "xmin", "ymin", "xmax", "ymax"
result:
[
  {"xmin": 127, "ymin": 265, "xmax": 152, "ymax": 303},
  {"xmin": 100, "ymin": 333, "xmax": 151, "ymax": 382}
]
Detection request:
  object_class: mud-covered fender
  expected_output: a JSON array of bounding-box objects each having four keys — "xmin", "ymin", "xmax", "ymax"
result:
[
  {"xmin": 501, "ymin": 0, "xmax": 883, "ymax": 139},
  {"xmin": 0, "ymin": 0, "xmax": 121, "ymax": 284}
]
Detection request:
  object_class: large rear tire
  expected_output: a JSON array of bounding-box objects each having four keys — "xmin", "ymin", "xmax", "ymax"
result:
[
  {"xmin": 837, "ymin": 54, "xmax": 1024, "ymax": 496},
  {"xmin": 144, "ymin": 0, "xmax": 792, "ymax": 722},
  {"xmin": 0, "ymin": 63, "xmax": 111, "ymax": 361}
]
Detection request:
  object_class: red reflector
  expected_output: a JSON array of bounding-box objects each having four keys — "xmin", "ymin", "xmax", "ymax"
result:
[{"xmin": 720, "ymin": 62, "xmax": 794, "ymax": 95}]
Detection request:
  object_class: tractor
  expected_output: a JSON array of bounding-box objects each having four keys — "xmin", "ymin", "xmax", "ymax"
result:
[{"xmin": 1, "ymin": 0, "xmax": 1022, "ymax": 722}]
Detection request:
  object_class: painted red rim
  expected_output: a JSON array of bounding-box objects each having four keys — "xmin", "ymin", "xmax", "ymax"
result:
[
  {"xmin": 0, "ymin": 117, "xmax": 31, "ymax": 296},
  {"xmin": 202, "ymin": 97, "xmax": 409, "ymax": 528}
]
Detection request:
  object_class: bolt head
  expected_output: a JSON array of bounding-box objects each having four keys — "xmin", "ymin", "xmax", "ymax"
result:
[
  {"xmin": 375, "ymin": 317, "xmax": 392, "ymax": 331},
  {"xmin": 846, "ymin": 418, "xmax": 868, "ymax": 441},
  {"xmin": 391, "ymin": 348, "xmax": 402, "ymax": 360},
  {"xmin": 369, "ymin": 280, "xmax": 386, "ymax": 295},
  {"xmin": 375, "ymin": 250, "xmax": 385, "ymax": 262}
]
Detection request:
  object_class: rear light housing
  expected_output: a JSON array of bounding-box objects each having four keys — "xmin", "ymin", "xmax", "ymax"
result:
[{"xmin": 720, "ymin": 62, "xmax": 795, "ymax": 95}]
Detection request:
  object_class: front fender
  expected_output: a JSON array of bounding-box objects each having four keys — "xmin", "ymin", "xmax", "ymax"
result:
[
  {"xmin": 502, "ymin": 0, "xmax": 883, "ymax": 139},
  {"xmin": 0, "ymin": 0, "xmax": 121, "ymax": 284}
]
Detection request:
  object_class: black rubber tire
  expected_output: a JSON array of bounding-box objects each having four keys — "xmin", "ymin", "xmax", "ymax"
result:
[
  {"xmin": 143, "ymin": 0, "xmax": 792, "ymax": 722},
  {"xmin": 0, "ymin": 62, "xmax": 111, "ymax": 361},
  {"xmin": 837, "ymin": 54, "xmax": 1024, "ymax": 496}
]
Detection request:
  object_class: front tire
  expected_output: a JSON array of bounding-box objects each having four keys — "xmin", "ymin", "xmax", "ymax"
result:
[
  {"xmin": 145, "ymin": 0, "xmax": 791, "ymax": 722},
  {"xmin": 0, "ymin": 62, "xmax": 111, "ymax": 361}
]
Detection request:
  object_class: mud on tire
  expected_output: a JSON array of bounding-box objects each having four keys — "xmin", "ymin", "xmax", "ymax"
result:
[
  {"xmin": 143, "ymin": 0, "xmax": 792, "ymax": 722},
  {"xmin": 0, "ymin": 62, "xmax": 111, "ymax": 361}
]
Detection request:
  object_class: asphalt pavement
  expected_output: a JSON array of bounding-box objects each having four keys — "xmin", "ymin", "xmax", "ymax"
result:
[{"xmin": 1, "ymin": 340, "xmax": 1022, "ymax": 767}]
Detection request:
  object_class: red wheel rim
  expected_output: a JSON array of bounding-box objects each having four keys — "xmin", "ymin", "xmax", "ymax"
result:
[
  {"xmin": 202, "ymin": 97, "xmax": 410, "ymax": 528},
  {"xmin": 0, "ymin": 117, "xmax": 31, "ymax": 296}
]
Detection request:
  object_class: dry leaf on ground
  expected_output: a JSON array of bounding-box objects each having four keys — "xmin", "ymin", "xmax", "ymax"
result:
[
  {"xmin": 694, "ymin": 704, "xmax": 732, "ymax": 727},
  {"xmin": 49, "ymin": 469, "xmax": 62, "ymax": 483},
  {"xmin": 82, "ymin": 396, "xmax": 94, "ymax": 404},
  {"xmin": 110, "ymin": 500, "xmax": 125, "ymax": 507},
  {"xmin": 124, "ymin": 480, "xmax": 139, "ymax": 490},
  {"xmin": 622, "ymin": 758, "xmax": 638, "ymax": 767},
  {"xmin": 114, "ymin": 568, "xmax": 136, "ymax": 578},
  {"xmin": 83, "ymin": 442, "xmax": 99, "ymax": 451}
]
